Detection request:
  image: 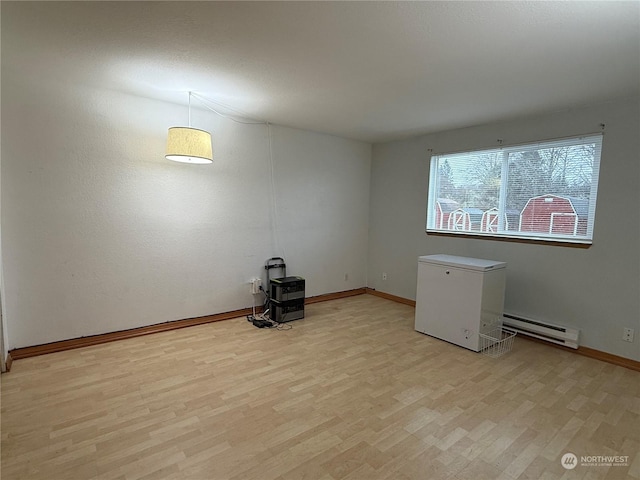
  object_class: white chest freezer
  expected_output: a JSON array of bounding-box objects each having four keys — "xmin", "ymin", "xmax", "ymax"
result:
[{"xmin": 414, "ymin": 255, "xmax": 506, "ymax": 352}]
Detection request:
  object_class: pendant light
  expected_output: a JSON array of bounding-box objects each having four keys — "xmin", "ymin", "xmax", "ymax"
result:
[{"xmin": 166, "ymin": 92, "xmax": 213, "ymax": 164}]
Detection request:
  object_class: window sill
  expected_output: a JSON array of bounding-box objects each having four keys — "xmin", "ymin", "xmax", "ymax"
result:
[{"xmin": 426, "ymin": 229, "xmax": 592, "ymax": 248}]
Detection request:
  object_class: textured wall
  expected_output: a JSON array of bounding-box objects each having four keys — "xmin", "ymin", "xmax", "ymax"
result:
[
  {"xmin": 368, "ymin": 98, "xmax": 640, "ymax": 361},
  {"xmin": 1, "ymin": 79, "xmax": 371, "ymax": 349},
  {"xmin": 0, "ymin": 139, "xmax": 6, "ymax": 369}
]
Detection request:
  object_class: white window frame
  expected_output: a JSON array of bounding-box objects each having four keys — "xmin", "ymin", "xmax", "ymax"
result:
[{"xmin": 426, "ymin": 134, "xmax": 602, "ymax": 245}]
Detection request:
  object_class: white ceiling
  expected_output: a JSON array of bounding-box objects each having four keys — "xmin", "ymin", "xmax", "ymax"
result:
[{"xmin": 2, "ymin": 1, "xmax": 639, "ymax": 143}]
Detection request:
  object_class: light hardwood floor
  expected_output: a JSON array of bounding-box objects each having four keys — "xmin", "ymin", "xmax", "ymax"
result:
[{"xmin": 2, "ymin": 295, "xmax": 639, "ymax": 480}]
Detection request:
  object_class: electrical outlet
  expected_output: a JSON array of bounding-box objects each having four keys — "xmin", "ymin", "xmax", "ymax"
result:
[
  {"xmin": 250, "ymin": 278, "xmax": 262, "ymax": 294},
  {"xmin": 344, "ymin": 273, "xmax": 349, "ymax": 281},
  {"xmin": 382, "ymin": 272, "xmax": 388, "ymax": 281},
  {"xmin": 623, "ymin": 327, "xmax": 634, "ymax": 342}
]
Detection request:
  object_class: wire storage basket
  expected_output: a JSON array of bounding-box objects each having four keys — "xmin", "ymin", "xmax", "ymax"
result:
[{"xmin": 479, "ymin": 327, "xmax": 517, "ymax": 358}]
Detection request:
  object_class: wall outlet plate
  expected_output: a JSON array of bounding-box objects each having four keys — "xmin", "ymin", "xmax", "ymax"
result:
[
  {"xmin": 623, "ymin": 327, "xmax": 634, "ymax": 342},
  {"xmin": 250, "ymin": 278, "xmax": 262, "ymax": 294}
]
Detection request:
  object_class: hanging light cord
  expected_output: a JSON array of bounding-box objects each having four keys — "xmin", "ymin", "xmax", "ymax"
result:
[
  {"xmin": 189, "ymin": 92, "xmax": 266, "ymax": 125},
  {"xmin": 267, "ymin": 122, "xmax": 284, "ymax": 258},
  {"xmin": 186, "ymin": 91, "xmax": 285, "ymax": 258}
]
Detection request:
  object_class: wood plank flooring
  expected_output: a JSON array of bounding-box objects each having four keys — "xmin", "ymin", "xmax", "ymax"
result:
[{"xmin": 2, "ymin": 294, "xmax": 639, "ymax": 480}]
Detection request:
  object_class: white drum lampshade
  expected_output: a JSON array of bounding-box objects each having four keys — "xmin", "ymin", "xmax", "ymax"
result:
[{"xmin": 166, "ymin": 127, "xmax": 213, "ymax": 164}]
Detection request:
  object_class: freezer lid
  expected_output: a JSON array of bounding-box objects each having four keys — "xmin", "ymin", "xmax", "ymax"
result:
[{"xmin": 418, "ymin": 254, "xmax": 506, "ymax": 271}]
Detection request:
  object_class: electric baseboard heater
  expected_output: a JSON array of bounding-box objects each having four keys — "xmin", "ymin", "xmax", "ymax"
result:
[{"xmin": 503, "ymin": 313, "xmax": 579, "ymax": 349}]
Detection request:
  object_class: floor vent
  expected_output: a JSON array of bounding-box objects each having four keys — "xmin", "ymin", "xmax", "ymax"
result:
[{"xmin": 503, "ymin": 313, "xmax": 579, "ymax": 349}]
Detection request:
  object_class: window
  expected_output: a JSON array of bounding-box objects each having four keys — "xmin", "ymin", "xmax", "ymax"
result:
[{"xmin": 426, "ymin": 134, "xmax": 602, "ymax": 244}]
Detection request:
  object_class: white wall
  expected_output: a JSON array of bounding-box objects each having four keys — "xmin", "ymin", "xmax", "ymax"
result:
[
  {"xmin": 0, "ymin": 144, "xmax": 7, "ymax": 371},
  {"xmin": 0, "ymin": 32, "xmax": 7, "ymax": 367},
  {"xmin": 3, "ymin": 60, "xmax": 636, "ymax": 364},
  {"xmin": 1, "ymin": 77, "xmax": 370, "ymax": 349},
  {"xmin": 368, "ymin": 97, "xmax": 640, "ymax": 361}
]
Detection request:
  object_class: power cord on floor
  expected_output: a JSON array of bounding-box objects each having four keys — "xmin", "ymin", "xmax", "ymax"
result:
[
  {"xmin": 246, "ymin": 314, "xmax": 293, "ymax": 330},
  {"xmin": 247, "ymin": 286, "xmax": 292, "ymax": 330},
  {"xmin": 246, "ymin": 314, "xmax": 275, "ymax": 329}
]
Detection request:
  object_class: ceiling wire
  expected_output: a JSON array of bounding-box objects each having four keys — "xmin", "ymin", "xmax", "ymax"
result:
[
  {"xmin": 189, "ymin": 92, "xmax": 267, "ymax": 125},
  {"xmin": 187, "ymin": 91, "xmax": 285, "ymax": 257},
  {"xmin": 267, "ymin": 122, "xmax": 284, "ymax": 258}
]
